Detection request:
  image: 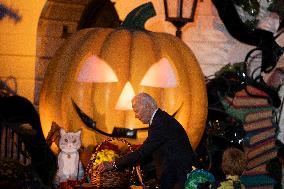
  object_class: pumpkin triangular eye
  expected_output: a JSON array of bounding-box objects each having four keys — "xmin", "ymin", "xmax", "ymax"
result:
[
  {"xmin": 140, "ymin": 58, "xmax": 177, "ymax": 88},
  {"xmin": 77, "ymin": 55, "xmax": 118, "ymax": 83},
  {"xmin": 115, "ymin": 82, "xmax": 136, "ymax": 110}
]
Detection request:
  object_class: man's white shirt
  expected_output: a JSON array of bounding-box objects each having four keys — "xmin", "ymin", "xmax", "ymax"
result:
[{"xmin": 149, "ymin": 108, "xmax": 158, "ymax": 125}]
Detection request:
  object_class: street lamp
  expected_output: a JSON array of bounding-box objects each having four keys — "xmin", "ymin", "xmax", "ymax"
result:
[{"xmin": 163, "ymin": 0, "xmax": 198, "ymax": 38}]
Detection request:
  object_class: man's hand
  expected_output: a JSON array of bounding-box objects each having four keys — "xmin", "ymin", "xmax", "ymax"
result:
[{"xmin": 96, "ymin": 161, "xmax": 115, "ymax": 173}]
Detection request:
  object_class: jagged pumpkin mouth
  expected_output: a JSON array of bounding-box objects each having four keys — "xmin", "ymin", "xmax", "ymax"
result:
[{"xmin": 72, "ymin": 99, "xmax": 182, "ymax": 139}]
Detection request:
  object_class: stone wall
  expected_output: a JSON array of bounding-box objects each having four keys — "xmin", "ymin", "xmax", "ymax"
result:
[{"xmin": 35, "ymin": 0, "xmax": 91, "ymax": 108}]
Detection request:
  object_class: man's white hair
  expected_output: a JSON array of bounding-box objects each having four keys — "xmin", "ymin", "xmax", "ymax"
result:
[{"xmin": 132, "ymin": 92, "xmax": 157, "ymax": 109}]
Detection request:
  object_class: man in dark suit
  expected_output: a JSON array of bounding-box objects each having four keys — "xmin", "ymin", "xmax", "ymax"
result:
[{"xmin": 97, "ymin": 92, "xmax": 194, "ymax": 188}]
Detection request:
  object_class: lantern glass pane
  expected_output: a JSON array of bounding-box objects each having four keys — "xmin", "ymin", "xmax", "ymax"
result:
[
  {"xmin": 182, "ymin": 0, "xmax": 194, "ymax": 18},
  {"xmin": 167, "ymin": 0, "xmax": 194, "ymax": 19},
  {"xmin": 167, "ymin": 0, "xmax": 179, "ymax": 18}
]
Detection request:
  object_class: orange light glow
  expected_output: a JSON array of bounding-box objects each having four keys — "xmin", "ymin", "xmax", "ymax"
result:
[
  {"xmin": 77, "ymin": 55, "xmax": 118, "ymax": 83},
  {"xmin": 115, "ymin": 82, "xmax": 136, "ymax": 110},
  {"xmin": 140, "ymin": 58, "xmax": 177, "ymax": 88}
]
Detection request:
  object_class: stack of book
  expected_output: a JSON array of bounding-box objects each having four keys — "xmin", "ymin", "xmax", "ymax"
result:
[{"xmin": 222, "ymin": 85, "xmax": 277, "ymax": 189}]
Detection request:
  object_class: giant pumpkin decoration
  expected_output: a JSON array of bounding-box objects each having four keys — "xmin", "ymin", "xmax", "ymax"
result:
[{"xmin": 39, "ymin": 3, "xmax": 207, "ymax": 152}]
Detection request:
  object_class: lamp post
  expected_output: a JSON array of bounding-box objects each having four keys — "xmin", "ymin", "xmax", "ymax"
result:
[{"xmin": 163, "ymin": 0, "xmax": 198, "ymax": 38}]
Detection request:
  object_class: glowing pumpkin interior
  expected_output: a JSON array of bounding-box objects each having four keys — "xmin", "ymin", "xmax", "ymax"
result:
[
  {"xmin": 39, "ymin": 3, "xmax": 207, "ymax": 152},
  {"xmin": 39, "ymin": 29, "xmax": 207, "ymax": 152}
]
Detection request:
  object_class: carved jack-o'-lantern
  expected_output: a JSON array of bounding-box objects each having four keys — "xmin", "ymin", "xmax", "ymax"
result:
[{"xmin": 39, "ymin": 3, "xmax": 207, "ymax": 151}]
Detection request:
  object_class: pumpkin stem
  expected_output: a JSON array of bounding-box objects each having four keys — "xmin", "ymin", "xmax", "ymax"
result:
[{"xmin": 121, "ymin": 2, "xmax": 156, "ymax": 30}]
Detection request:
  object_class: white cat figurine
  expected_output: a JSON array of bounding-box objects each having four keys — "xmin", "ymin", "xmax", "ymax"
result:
[{"xmin": 54, "ymin": 128, "xmax": 84, "ymax": 184}]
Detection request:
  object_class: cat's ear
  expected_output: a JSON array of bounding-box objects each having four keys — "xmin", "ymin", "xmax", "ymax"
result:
[
  {"xmin": 75, "ymin": 130, "xmax": 82, "ymax": 137},
  {"xmin": 60, "ymin": 128, "xmax": 66, "ymax": 135}
]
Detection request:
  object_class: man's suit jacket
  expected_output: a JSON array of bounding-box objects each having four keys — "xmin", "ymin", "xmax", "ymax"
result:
[{"xmin": 116, "ymin": 109, "xmax": 194, "ymax": 189}]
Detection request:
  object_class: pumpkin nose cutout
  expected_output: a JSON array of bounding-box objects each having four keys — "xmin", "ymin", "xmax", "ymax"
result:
[{"xmin": 115, "ymin": 81, "xmax": 135, "ymax": 110}]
